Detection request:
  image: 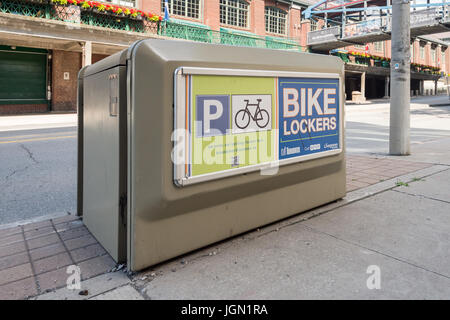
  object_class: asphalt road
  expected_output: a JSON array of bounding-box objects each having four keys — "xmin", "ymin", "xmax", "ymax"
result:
[
  {"xmin": 1, "ymin": 96, "xmax": 449, "ymax": 226},
  {"xmin": 0, "ymin": 126, "xmax": 77, "ymax": 225},
  {"xmin": 345, "ymin": 98, "xmax": 450, "ymax": 159}
]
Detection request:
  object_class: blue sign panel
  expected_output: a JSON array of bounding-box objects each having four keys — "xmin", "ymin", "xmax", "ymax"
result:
[
  {"xmin": 278, "ymin": 77, "xmax": 340, "ymax": 160},
  {"xmin": 196, "ymin": 95, "xmax": 230, "ymax": 137}
]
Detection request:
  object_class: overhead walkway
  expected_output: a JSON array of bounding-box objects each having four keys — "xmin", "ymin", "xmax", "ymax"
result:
[{"xmin": 304, "ymin": 0, "xmax": 450, "ymax": 52}]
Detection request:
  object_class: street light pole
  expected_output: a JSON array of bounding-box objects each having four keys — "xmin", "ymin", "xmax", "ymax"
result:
[{"xmin": 389, "ymin": 0, "xmax": 411, "ymax": 155}]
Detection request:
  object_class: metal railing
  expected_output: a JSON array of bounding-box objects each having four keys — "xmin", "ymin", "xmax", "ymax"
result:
[
  {"xmin": 159, "ymin": 21, "xmax": 304, "ymax": 51},
  {"xmin": 1, "ymin": 0, "xmax": 304, "ymax": 52},
  {"xmin": 0, "ymin": 0, "xmax": 161, "ymax": 33},
  {"xmin": 306, "ymin": 2, "xmax": 450, "ymax": 46}
]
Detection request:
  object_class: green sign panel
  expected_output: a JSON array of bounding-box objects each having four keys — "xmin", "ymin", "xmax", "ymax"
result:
[
  {"xmin": 189, "ymin": 74, "xmax": 277, "ymax": 177},
  {"xmin": 173, "ymin": 67, "xmax": 342, "ymax": 186}
]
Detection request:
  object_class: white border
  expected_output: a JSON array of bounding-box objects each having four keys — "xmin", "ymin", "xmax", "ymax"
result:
[{"xmin": 173, "ymin": 67, "xmax": 343, "ymax": 187}]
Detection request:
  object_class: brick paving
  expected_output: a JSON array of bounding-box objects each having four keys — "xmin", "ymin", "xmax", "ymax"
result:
[
  {"xmin": 346, "ymin": 155, "xmax": 432, "ymax": 192},
  {"xmin": 0, "ymin": 155, "xmax": 433, "ymax": 300},
  {"xmin": 0, "ymin": 215, "xmax": 115, "ymax": 300}
]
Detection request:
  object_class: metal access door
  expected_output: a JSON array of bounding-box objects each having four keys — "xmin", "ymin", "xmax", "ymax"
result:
[
  {"xmin": 82, "ymin": 65, "xmax": 127, "ymax": 262},
  {"xmin": 0, "ymin": 46, "xmax": 48, "ymax": 106}
]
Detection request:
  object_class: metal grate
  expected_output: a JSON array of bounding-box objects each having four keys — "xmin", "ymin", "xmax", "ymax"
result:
[
  {"xmin": 0, "ymin": 0, "xmax": 49, "ymax": 18},
  {"xmin": 161, "ymin": 20, "xmax": 211, "ymax": 42},
  {"xmin": 159, "ymin": 21, "xmax": 303, "ymax": 52}
]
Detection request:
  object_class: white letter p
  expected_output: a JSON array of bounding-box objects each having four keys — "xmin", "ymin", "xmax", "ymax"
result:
[{"xmin": 203, "ymin": 100, "xmax": 223, "ymax": 134}]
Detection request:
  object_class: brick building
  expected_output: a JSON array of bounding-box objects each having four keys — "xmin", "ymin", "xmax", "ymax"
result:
[
  {"xmin": 0, "ymin": 0, "xmax": 449, "ymax": 114},
  {"xmin": 302, "ymin": 2, "xmax": 450, "ymax": 102},
  {"xmin": 334, "ymin": 36, "xmax": 450, "ymax": 101},
  {"xmin": 0, "ymin": 0, "xmax": 313, "ymax": 115}
]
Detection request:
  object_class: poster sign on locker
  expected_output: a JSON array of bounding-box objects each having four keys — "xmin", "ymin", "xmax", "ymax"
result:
[{"xmin": 173, "ymin": 68, "xmax": 342, "ymax": 186}]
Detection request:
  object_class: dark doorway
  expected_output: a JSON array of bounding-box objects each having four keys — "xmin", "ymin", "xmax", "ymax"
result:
[
  {"xmin": 365, "ymin": 76, "xmax": 386, "ymax": 99},
  {"xmin": 345, "ymin": 73, "xmax": 361, "ymax": 100},
  {"xmin": 411, "ymin": 78, "xmax": 420, "ymax": 95}
]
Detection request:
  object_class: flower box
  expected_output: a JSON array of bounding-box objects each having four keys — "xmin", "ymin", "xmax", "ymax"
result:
[
  {"xmin": 92, "ymin": 8, "xmax": 108, "ymax": 15},
  {"xmin": 355, "ymin": 57, "xmax": 368, "ymax": 65},
  {"xmin": 131, "ymin": 14, "xmax": 143, "ymax": 21},
  {"xmin": 374, "ymin": 60, "xmax": 382, "ymax": 67}
]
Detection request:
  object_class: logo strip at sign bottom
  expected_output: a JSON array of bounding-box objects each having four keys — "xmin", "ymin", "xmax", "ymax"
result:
[{"xmin": 174, "ymin": 68, "xmax": 341, "ymax": 186}]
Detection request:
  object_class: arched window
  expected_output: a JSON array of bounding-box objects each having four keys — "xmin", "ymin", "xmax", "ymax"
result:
[
  {"xmin": 265, "ymin": 7, "xmax": 287, "ymax": 35},
  {"xmin": 161, "ymin": 0, "xmax": 201, "ymax": 19},
  {"xmin": 220, "ymin": 0, "xmax": 249, "ymax": 28}
]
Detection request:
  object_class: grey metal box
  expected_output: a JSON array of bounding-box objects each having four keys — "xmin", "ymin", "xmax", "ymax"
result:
[{"xmin": 78, "ymin": 39, "xmax": 346, "ymax": 271}]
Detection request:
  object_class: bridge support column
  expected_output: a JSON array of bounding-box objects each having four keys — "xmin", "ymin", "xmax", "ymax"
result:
[
  {"xmin": 82, "ymin": 41, "xmax": 92, "ymax": 67},
  {"xmin": 384, "ymin": 76, "xmax": 390, "ymax": 98},
  {"xmin": 389, "ymin": 0, "xmax": 410, "ymax": 155},
  {"xmin": 361, "ymin": 72, "xmax": 366, "ymax": 101}
]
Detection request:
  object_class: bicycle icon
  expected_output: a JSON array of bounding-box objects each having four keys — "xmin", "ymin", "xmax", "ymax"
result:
[{"xmin": 234, "ymin": 99, "xmax": 270, "ymax": 129}]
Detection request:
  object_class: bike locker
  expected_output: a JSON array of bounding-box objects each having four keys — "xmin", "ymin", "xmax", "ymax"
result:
[{"xmin": 79, "ymin": 39, "xmax": 346, "ymax": 271}]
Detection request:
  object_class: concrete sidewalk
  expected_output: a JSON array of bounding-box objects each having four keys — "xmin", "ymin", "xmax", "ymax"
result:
[
  {"xmin": 135, "ymin": 165, "xmax": 450, "ymax": 299},
  {"xmin": 0, "ymin": 152, "xmax": 445, "ymax": 300},
  {"xmin": 1, "ymin": 99, "xmax": 449, "ymax": 300},
  {"xmin": 0, "ymin": 113, "xmax": 76, "ymax": 132},
  {"xmin": 25, "ymin": 160, "xmax": 448, "ymax": 300}
]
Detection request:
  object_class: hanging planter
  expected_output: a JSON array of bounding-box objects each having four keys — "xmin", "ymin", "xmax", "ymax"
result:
[
  {"xmin": 47, "ymin": 0, "xmax": 162, "ymax": 26},
  {"xmin": 355, "ymin": 57, "xmax": 368, "ymax": 65},
  {"xmin": 92, "ymin": 3, "xmax": 107, "ymax": 15},
  {"xmin": 79, "ymin": 1, "xmax": 92, "ymax": 11},
  {"xmin": 374, "ymin": 59, "xmax": 382, "ymax": 67},
  {"xmin": 336, "ymin": 52, "xmax": 349, "ymax": 63},
  {"xmin": 349, "ymin": 51, "xmax": 370, "ymax": 65},
  {"xmin": 130, "ymin": 9, "xmax": 145, "ymax": 20},
  {"xmin": 147, "ymin": 13, "xmax": 162, "ymax": 22}
]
